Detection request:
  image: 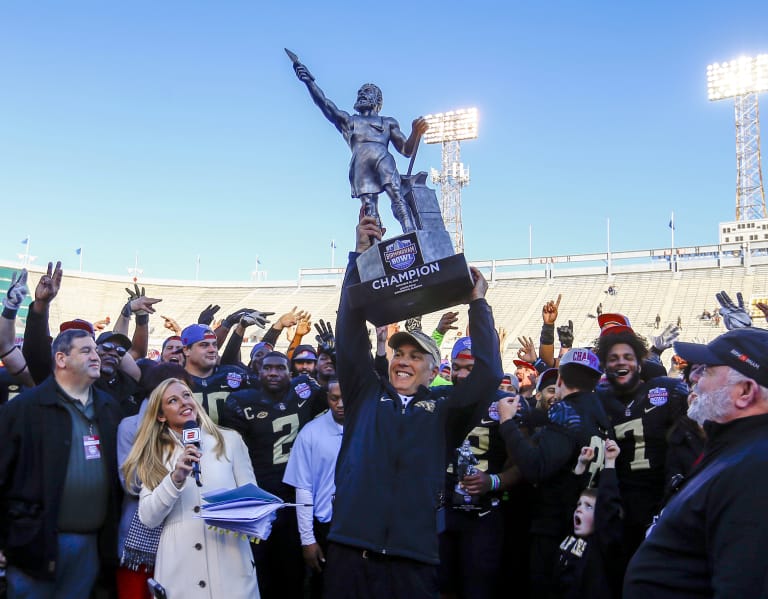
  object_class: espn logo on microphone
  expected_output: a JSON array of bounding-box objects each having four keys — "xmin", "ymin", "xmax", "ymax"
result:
[{"xmin": 182, "ymin": 428, "xmax": 201, "ymax": 444}]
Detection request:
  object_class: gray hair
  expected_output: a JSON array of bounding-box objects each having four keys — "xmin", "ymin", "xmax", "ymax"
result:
[
  {"xmin": 51, "ymin": 329, "xmax": 90, "ymax": 362},
  {"xmin": 726, "ymin": 367, "xmax": 768, "ymax": 402}
]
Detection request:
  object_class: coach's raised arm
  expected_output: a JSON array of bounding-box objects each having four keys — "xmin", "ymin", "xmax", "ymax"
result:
[{"xmin": 323, "ymin": 213, "xmax": 502, "ymax": 599}]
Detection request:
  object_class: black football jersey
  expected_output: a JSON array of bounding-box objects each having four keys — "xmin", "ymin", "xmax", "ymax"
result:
[
  {"xmin": 597, "ymin": 376, "xmax": 688, "ymax": 527},
  {"xmin": 447, "ymin": 398, "xmax": 508, "ymax": 480},
  {"xmin": 188, "ymin": 364, "xmax": 257, "ymax": 425},
  {"xmin": 219, "ymin": 374, "xmax": 325, "ymax": 498}
]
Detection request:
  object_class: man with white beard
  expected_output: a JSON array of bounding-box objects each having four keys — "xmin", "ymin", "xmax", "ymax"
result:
[{"xmin": 624, "ymin": 327, "xmax": 768, "ymax": 598}]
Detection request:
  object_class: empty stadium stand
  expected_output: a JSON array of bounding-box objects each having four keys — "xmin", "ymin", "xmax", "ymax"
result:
[{"xmin": 3, "ymin": 240, "xmax": 767, "ymax": 372}]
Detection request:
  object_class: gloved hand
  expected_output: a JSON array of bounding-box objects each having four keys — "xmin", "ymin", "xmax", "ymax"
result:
[
  {"xmin": 125, "ymin": 283, "xmax": 145, "ymax": 303},
  {"xmin": 649, "ymin": 324, "xmax": 680, "ymax": 353},
  {"xmin": 3, "ymin": 269, "xmax": 28, "ymax": 311},
  {"xmin": 314, "ymin": 319, "xmax": 335, "ymax": 355},
  {"xmin": 124, "ymin": 283, "xmax": 159, "ymax": 317},
  {"xmin": 405, "ymin": 316, "xmax": 422, "ymax": 332},
  {"xmin": 239, "ymin": 310, "xmax": 274, "ymax": 330},
  {"xmin": 557, "ymin": 320, "xmax": 574, "ymax": 348},
  {"xmin": 198, "ymin": 304, "xmax": 221, "ymax": 326},
  {"xmin": 223, "ymin": 308, "xmax": 255, "ymax": 329},
  {"xmin": 716, "ymin": 290, "xmax": 752, "ymax": 330}
]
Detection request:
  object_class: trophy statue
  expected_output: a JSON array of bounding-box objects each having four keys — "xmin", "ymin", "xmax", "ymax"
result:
[
  {"xmin": 288, "ymin": 49, "xmax": 474, "ymax": 325},
  {"xmin": 454, "ymin": 440, "xmax": 479, "ymax": 503}
]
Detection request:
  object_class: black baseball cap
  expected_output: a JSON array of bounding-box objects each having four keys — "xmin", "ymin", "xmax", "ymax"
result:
[
  {"xmin": 674, "ymin": 328, "xmax": 768, "ymax": 387},
  {"xmin": 96, "ymin": 331, "xmax": 132, "ymax": 351}
]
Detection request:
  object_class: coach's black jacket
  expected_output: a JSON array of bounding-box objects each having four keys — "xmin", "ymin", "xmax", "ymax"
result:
[
  {"xmin": 330, "ymin": 253, "xmax": 503, "ymax": 565},
  {"xmin": 0, "ymin": 376, "xmax": 123, "ymax": 580}
]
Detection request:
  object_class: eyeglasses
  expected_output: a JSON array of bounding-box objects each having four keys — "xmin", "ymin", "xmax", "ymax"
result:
[
  {"xmin": 688, "ymin": 364, "xmax": 708, "ymax": 381},
  {"xmin": 99, "ymin": 342, "xmax": 127, "ymax": 356}
]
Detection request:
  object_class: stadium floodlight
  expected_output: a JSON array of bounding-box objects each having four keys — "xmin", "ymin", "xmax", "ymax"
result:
[
  {"xmin": 707, "ymin": 55, "xmax": 768, "ymax": 101},
  {"xmin": 423, "ymin": 108, "xmax": 479, "ymax": 145},
  {"xmin": 707, "ymin": 54, "xmax": 767, "ymax": 221},
  {"xmin": 423, "ymin": 108, "xmax": 478, "ymax": 253}
]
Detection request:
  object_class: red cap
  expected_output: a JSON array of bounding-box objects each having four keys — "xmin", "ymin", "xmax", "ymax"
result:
[
  {"xmin": 597, "ymin": 313, "xmax": 634, "ymax": 336},
  {"xmin": 59, "ymin": 319, "xmax": 95, "ymax": 336},
  {"xmin": 513, "ymin": 359, "xmax": 536, "ymax": 371}
]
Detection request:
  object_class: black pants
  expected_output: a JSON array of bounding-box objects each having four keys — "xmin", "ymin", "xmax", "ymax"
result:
[
  {"xmin": 529, "ymin": 534, "xmax": 560, "ymax": 597},
  {"xmin": 324, "ymin": 542, "xmax": 438, "ymax": 599},
  {"xmin": 437, "ymin": 508, "xmax": 504, "ymax": 599},
  {"xmin": 252, "ymin": 507, "xmax": 305, "ymax": 599},
  {"xmin": 308, "ymin": 519, "xmax": 331, "ymax": 599}
]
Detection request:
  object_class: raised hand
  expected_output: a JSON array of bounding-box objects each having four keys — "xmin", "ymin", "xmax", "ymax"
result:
[
  {"xmin": 315, "ymin": 319, "xmax": 335, "ymax": 354},
  {"xmin": 405, "ymin": 316, "xmax": 422, "ymax": 332},
  {"xmin": 131, "ymin": 296, "xmax": 162, "ymax": 316},
  {"xmin": 34, "ymin": 261, "xmax": 63, "ymax": 304},
  {"xmin": 356, "ymin": 214, "xmax": 384, "ymax": 253},
  {"xmin": 574, "ymin": 446, "xmax": 596, "ymax": 475},
  {"xmin": 578, "ymin": 446, "xmax": 595, "ymax": 467},
  {"xmin": 498, "ymin": 326, "xmax": 508, "ymax": 353},
  {"xmin": 240, "ymin": 310, "xmax": 274, "ymax": 330},
  {"xmin": 295, "ymin": 314, "xmax": 313, "ymax": 336},
  {"xmin": 3, "ymin": 269, "xmax": 29, "ymax": 311},
  {"xmin": 498, "ymin": 395, "xmax": 521, "ymax": 424},
  {"xmin": 162, "ymin": 315, "xmax": 182, "ymax": 335},
  {"xmin": 436, "ymin": 311, "xmax": 459, "ymax": 335},
  {"xmin": 650, "ymin": 324, "xmax": 680, "ymax": 353},
  {"xmin": 125, "ymin": 283, "xmax": 145, "ymax": 303},
  {"xmin": 276, "ymin": 306, "xmax": 302, "ymax": 330},
  {"xmin": 716, "ymin": 290, "xmax": 752, "ymax": 330},
  {"xmin": 93, "ymin": 317, "xmax": 110, "ymax": 331},
  {"xmin": 542, "ymin": 294, "xmax": 561, "ymax": 325},
  {"xmin": 468, "ymin": 267, "xmax": 488, "ymax": 302},
  {"xmin": 198, "ymin": 304, "xmax": 220, "ymax": 326},
  {"xmin": 756, "ymin": 302, "xmax": 768, "ymax": 321},
  {"xmin": 517, "ymin": 336, "xmax": 537, "ymax": 363},
  {"xmin": 557, "ymin": 319, "xmax": 574, "ymax": 348},
  {"xmin": 223, "ymin": 308, "xmax": 255, "ymax": 329}
]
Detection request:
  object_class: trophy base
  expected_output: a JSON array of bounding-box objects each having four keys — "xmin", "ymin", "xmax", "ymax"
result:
[{"xmin": 348, "ymin": 230, "xmax": 473, "ymax": 326}]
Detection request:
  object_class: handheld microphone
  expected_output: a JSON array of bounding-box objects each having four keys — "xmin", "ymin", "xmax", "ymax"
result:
[{"xmin": 182, "ymin": 420, "xmax": 202, "ymax": 487}]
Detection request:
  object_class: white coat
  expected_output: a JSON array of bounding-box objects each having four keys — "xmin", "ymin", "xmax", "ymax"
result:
[{"xmin": 139, "ymin": 428, "xmax": 260, "ymax": 598}]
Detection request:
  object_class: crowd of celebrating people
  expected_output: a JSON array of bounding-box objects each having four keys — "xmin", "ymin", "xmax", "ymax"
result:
[{"xmin": 1, "ymin": 215, "xmax": 768, "ymax": 599}]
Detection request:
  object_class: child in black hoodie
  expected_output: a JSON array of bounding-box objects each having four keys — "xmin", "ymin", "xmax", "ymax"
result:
[{"xmin": 554, "ymin": 440, "xmax": 624, "ymax": 599}]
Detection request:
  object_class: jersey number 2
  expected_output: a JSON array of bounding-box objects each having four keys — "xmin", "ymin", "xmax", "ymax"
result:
[{"xmin": 272, "ymin": 414, "xmax": 300, "ymax": 465}]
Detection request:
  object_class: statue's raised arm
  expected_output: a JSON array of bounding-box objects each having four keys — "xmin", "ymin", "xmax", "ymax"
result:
[
  {"xmin": 287, "ymin": 49, "xmax": 428, "ymax": 234},
  {"xmin": 287, "ymin": 49, "xmax": 350, "ymax": 135}
]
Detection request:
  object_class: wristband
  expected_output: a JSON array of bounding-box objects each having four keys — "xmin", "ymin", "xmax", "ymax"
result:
[
  {"xmin": 540, "ymin": 323, "xmax": 554, "ymax": 345},
  {"xmin": 533, "ymin": 358, "xmax": 548, "ymax": 374},
  {"xmin": 10, "ymin": 361, "xmax": 28, "ymax": 377},
  {"xmin": 121, "ymin": 303, "xmax": 132, "ymax": 318},
  {"xmin": 0, "ymin": 346, "xmax": 18, "ymax": 360},
  {"xmin": 490, "ymin": 474, "xmax": 500, "ymax": 491},
  {"xmin": 136, "ymin": 314, "xmax": 149, "ymax": 326},
  {"xmin": 2, "ymin": 306, "xmax": 18, "ymax": 320}
]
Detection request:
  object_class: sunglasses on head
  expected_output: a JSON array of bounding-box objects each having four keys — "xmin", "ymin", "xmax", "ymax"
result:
[{"xmin": 99, "ymin": 342, "xmax": 127, "ymax": 356}]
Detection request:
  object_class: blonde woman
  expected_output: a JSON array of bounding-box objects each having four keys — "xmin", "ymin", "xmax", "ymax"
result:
[{"xmin": 122, "ymin": 378, "xmax": 259, "ymax": 597}]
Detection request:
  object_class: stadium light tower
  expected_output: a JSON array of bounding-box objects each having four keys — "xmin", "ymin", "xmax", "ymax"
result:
[
  {"xmin": 423, "ymin": 108, "xmax": 478, "ymax": 253},
  {"xmin": 707, "ymin": 55, "xmax": 768, "ymax": 220}
]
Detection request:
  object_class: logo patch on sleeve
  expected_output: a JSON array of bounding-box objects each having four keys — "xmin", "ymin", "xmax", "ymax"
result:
[
  {"xmin": 648, "ymin": 387, "xmax": 669, "ymax": 406},
  {"xmin": 227, "ymin": 372, "xmax": 242, "ymax": 389},
  {"xmin": 295, "ymin": 382, "xmax": 311, "ymax": 399}
]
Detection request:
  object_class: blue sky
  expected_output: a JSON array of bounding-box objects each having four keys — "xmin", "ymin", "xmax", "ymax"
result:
[{"xmin": 1, "ymin": 1, "xmax": 767, "ymax": 281}]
